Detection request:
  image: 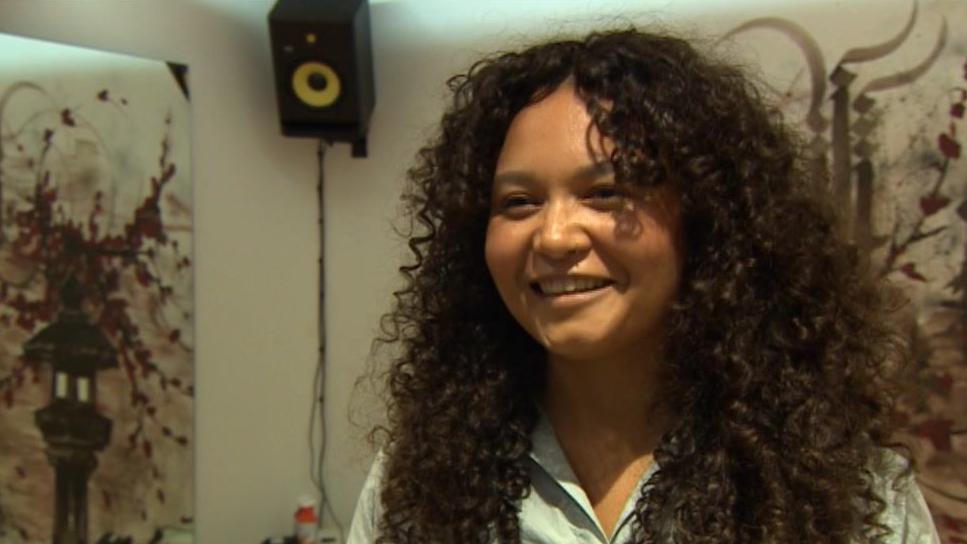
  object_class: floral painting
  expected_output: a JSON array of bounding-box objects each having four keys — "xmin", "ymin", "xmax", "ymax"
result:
[
  {"xmin": 721, "ymin": 1, "xmax": 967, "ymax": 542},
  {"xmin": 0, "ymin": 33, "xmax": 193, "ymax": 543}
]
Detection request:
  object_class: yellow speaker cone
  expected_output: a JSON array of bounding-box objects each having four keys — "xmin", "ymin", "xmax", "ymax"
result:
[{"xmin": 292, "ymin": 62, "xmax": 341, "ymax": 108}]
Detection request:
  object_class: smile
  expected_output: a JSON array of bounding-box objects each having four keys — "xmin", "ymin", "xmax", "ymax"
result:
[{"xmin": 532, "ymin": 277, "xmax": 613, "ymax": 296}]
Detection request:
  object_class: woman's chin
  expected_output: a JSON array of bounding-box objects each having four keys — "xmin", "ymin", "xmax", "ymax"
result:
[{"xmin": 540, "ymin": 334, "xmax": 615, "ymax": 362}]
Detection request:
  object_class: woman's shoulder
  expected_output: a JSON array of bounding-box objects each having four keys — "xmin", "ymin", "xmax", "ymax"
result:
[
  {"xmin": 346, "ymin": 450, "xmax": 387, "ymax": 544},
  {"xmin": 346, "ymin": 448, "xmax": 941, "ymax": 543},
  {"xmin": 872, "ymin": 449, "xmax": 940, "ymax": 544}
]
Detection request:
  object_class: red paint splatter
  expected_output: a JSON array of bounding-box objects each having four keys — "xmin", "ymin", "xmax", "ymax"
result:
[
  {"xmin": 60, "ymin": 108, "xmax": 75, "ymax": 127},
  {"xmin": 920, "ymin": 195, "xmax": 950, "ymax": 216},
  {"xmin": 916, "ymin": 418, "xmax": 952, "ymax": 451},
  {"xmin": 899, "ymin": 263, "xmax": 927, "ymax": 282},
  {"xmin": 939, "ymin": 133, "xmax": 961, "ymax": 159}
]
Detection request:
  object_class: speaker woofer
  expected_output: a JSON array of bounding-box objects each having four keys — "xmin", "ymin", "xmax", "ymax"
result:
[{"xmin": 292, "ymin": 61, "xmax": 342, "ymax": 108}]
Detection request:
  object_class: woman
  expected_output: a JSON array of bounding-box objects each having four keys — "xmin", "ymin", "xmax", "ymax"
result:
[{"xmin": 348, "ymin": 28, "xmax": 940, "ymax": 543}]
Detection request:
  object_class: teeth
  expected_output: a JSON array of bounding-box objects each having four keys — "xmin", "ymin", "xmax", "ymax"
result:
[{"xmin": 538, "ymin": 277, "xmax": 610, "ymax": 296}]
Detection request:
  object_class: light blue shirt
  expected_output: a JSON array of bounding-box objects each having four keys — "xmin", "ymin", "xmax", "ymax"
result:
[{"xmin": 347, "ymin": 414, "xmax": 941, "ymax": 543}]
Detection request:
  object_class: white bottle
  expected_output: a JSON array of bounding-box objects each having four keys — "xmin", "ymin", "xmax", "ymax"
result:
[{"xmin": 294, "ymin": 495, "xmax": 319, "ymax": 544}]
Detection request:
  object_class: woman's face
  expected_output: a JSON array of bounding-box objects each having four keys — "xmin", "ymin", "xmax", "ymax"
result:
[{"xmin": 485, "ymin": 84, "xmax": 683, "ymax": 362}]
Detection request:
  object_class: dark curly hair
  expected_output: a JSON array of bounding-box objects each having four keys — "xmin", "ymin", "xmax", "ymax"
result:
[{"xmin": 370, "ymin": 27, "xmax": 908, "ymax": 543}]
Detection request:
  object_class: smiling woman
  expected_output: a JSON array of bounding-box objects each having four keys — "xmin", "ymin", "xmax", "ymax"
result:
[
  {"xmin": 484, "ymin": 84, "xmax": 684, "ymax": 536},
  {"xmin": 486, "ymin": 83, "xmax": 682, "ymax": 371},
  {"xmin": 349, "ymin": 28, "xmax": 940, "ymax": 544}
]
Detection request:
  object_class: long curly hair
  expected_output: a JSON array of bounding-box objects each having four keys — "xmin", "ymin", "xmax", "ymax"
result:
[{"xmin": 371, "ymin": 28, "xmax": 908, "ymax": 543}]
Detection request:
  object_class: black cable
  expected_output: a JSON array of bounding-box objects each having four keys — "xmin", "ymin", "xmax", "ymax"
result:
[{"xmin": 308, "ymin": 139, "xmax": 343, "ymax": 534}]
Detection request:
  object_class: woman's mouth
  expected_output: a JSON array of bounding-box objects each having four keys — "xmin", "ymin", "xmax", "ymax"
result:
[{"xmin": 532, "ymin": 277, "xmax": 613, "ymax": 296}]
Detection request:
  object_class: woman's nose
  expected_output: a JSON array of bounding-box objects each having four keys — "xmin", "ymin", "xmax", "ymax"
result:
[{"xmin": 533, "ymin": 200, "xmax": 590, "ymax": 259}]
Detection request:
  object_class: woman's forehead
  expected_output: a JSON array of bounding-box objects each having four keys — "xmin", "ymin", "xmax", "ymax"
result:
[{"xmin": 497, "ymin": 85, "xmax": 612, "ymax": 164}]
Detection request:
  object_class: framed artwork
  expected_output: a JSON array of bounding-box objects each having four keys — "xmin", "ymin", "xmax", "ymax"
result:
[
  {"xmin": 722, "ymin": 1, "xmax": 967, "ymax": 541},
  {"xmin": 0, "ymin": 33, "xmax": 194, "ymax": 544}
]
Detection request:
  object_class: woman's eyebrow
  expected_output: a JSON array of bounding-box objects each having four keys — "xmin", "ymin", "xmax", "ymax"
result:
[
  {"xmin": 492, "ymin": 170, "xmax": 536, "ymax": 188},
  {"xmin": 493, "ymin": 162, "xmax": 613, "ymax": 187},
  {"xmin": 573, "ymin": 161, "xmax": 614, "ymax": 181}
]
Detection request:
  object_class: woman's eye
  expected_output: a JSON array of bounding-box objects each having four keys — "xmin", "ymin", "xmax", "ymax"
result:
[
  {"xmin": 588, "ymin": 187, "xmax": 618, "ymax": 198},
  {"xmin": 498, "ymin": 194, "xmax": 538, "ymax": 211},
  {"xmin": 584, "ymin": 186, "xmax": 624, "ymax": 207}
]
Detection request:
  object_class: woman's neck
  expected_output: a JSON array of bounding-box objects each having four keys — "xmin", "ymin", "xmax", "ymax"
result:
[
  {"xmin": 541, "ymin": 346, "xmax": 669, "ymax": 537},
  {"xmin": 542, "ymin": 345, "xmax": 668, "ymax": 449}
]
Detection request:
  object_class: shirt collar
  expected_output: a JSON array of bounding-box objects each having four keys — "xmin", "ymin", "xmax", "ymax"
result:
[{"xmin": 528, "ymin": 408, "xmax": 659, "ymax": 542}]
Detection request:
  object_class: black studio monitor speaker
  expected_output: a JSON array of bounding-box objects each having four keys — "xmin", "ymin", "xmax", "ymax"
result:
[{"xmin": 268, "ymin": 0, "xmax": 375, "ymax": 157}]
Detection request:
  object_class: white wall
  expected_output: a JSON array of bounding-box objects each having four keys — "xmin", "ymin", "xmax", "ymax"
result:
[{"xmin": 0, "ymin": 0, "xmax": 882, "ymax": 541}]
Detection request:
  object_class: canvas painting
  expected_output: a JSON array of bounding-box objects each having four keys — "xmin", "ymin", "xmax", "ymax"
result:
[
  {"xmin": 0, "ymin": 33, "xmax": 194, "ymax": 543},
  {"xmin": 720, "ymin": 1, "xmax": 967, "ymax": 541}
]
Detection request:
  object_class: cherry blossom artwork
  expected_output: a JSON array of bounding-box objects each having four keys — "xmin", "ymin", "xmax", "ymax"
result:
[
  {"xmin": 0, "ymin": 33, "xmax": 193, "ymax": 544},
  {"xmin": 722, "ymin": 1, "xmax": 967, "ymax": 542}
]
